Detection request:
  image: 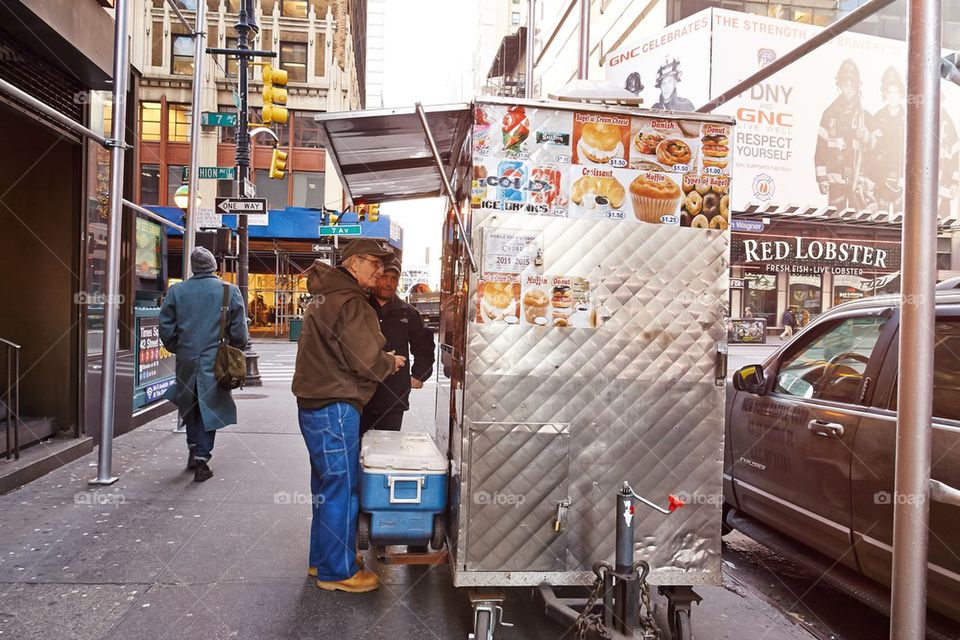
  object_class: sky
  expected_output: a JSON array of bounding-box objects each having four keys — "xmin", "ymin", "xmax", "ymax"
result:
[{"xmin": 377, "ymin": 0, "xmax": 478, "ymax": 286}]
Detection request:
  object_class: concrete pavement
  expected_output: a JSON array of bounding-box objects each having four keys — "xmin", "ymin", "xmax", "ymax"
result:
[{"xmin": 0, "ymin": 339, "xmax": 820, "ymax": 639}]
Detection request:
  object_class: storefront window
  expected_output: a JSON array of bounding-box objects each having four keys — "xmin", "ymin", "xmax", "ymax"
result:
[
  {"xmin": 833, "ymin": 275, "xmax": 874, "ymax": 306},
  {"xmin": 172, "ymin": 35, "xmax": 194, "ymax": 76},
  {"xmin": 279, "ymin": 41, "xmax": 307, "ymax": 82},
  {"xmin": 168, "ymin": 104, "xmax": 191, "ymax": 142},
  {"xmin": 167, "ymin": 165, "xmax": 186, "ymax": 206},
  {"xmin": 140, "ymin": 101, "xmax": 162, "ymax": 141},
  {"xmin": 789, "ymin": 274, "xmax": 822, "ymax": 324},
  {"xmin": 293, "ymin": 111, "xmax": 322, "ymax": 148},
  {"xmin": 141, "ymin": 165, "xmax": 161, "ymax": 205},
  {"xmin": 292, "ymin": 172, "xmax": 324, "ymax": 207},
  {"xmin": 255, "ymin": 168, "xmax": 289, "ymax": 209},
  {"xmin": 744, "ymin": 273, "xmax": 777, "ymax": 325}
]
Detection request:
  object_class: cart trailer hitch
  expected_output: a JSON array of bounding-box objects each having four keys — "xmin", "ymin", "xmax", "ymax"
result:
[{"xmin": 539, "ymin": 483, "xmax": 694, "ymax": 639}]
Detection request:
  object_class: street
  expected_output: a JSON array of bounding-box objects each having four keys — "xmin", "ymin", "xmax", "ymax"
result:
[{"xmin": 0, "ymin": 339, "xmax": 924, "ymax": 640}]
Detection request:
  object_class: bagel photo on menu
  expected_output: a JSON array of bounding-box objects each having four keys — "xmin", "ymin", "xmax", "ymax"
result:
[
  {"xmin": 573, "ymin": 112, "xmax": 630, "ymax": 166},
  {"xmin": 680, "ymin": 175, "xmax": 730, "ymax": 230}
]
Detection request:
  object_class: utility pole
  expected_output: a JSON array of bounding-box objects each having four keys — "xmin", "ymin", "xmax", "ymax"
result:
[
  {"xmin": 183, "ymin": 0, "xmax": 206, "ymax": 280},
  {"xmin": 209, "ymin": 0, "xmax": 274, "ymax": 385}
]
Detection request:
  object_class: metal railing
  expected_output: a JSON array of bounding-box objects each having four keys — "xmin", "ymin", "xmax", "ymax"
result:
[{"xmin": 0, "ymin": 337, "xmax": 21, "ymax": 460}]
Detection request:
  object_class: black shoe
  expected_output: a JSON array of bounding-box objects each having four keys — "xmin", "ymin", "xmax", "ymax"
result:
[
  {"xmin": 187, "ymin": 451, "xmax": 197, "ymax": 470},
  {"xmin": 193, "ymin": 461, "xmax": 213, "ymax": 483}
]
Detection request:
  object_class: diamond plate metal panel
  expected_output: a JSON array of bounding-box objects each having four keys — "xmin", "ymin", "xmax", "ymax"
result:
[{"xmin": 453, "ymin": 210, "xmax": 728, "ymax": 586}]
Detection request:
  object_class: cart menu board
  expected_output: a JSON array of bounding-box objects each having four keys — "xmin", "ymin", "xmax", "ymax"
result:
[{"xmin": 472, "ymin": 103, "xmax": 733, "ymax": 230}]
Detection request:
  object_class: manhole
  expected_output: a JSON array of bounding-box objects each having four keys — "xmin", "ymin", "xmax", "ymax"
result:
[{"xmin": 233, "ymin": 393, "xmax": 268, "ymax": 400}]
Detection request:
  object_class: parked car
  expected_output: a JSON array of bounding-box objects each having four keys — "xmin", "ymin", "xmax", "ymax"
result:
[{"xmin": 724, "ymin": 291, "xmax": 960, "ymax": 623}]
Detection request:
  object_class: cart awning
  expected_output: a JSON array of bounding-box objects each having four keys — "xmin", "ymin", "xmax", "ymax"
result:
[{"xmin": 314, "ymin": 104, "xmax": 472, "ymax": 206}]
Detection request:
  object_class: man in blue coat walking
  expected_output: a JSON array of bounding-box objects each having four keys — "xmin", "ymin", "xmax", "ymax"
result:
[{"xmin": 159, "ymin": 247, "xmax": 248, "ymax": 482}]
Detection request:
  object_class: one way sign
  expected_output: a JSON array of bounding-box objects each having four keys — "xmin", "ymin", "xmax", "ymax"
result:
[{"xmin": 216, "ymin": 197, "xmax": 267, "ymax": 215}]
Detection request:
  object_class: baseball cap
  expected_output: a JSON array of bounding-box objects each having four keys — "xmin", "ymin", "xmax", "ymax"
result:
[
  {"xmin": 340, "ymin": 238, "xmax": 394, "ymax": 263},
  {"xmin": 383, "ymin": 256, "xmax": 402, "ymax": 274}
]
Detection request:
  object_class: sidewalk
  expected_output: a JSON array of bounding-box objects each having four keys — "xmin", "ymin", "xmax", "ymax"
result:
[{"xmin": 0, "ymin": 341, "xmax": 816, "ymax": 639}]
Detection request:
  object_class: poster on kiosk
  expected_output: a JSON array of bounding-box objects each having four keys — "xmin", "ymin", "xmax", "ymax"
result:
[{"xmin": 605, "ymin": 8, "xmax": 960, "ymax": 220}]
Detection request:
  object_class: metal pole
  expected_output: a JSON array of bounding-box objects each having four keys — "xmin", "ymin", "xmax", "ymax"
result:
[
  {"xmin": 123, "ymin": 199, "xmax": 185, "ymax": 232},
  {"xmin": 184, "ymin": 0, "xmax": 206, "ymax": 280},
  {"xmin": 0, "ymin": 78, "xmax": 110, "ymax": 146},
  {"xmin": 524, "ymin": 0, "xmax": 535, "ymax": 98},
  {"xmin": 697, "ymin": 0, "xmax": 895, "ymax": 113},
  {"xmin": 413, "ymin": 102, "xmax": 478, "ymax": 273},
  {"xmin": 90, "ymin": 0, "xmax": 131, "ymax": 486},
  {"xmin": 577, "ymin": 0, "xmax": 590, "ymax": 80},
  {"xmin": 890, "ymin": 0, "xmax": 940, "ymax": 636},
  {"xmin": 235, "ymin": 0, "xmax": 261, "ymax": 385}
]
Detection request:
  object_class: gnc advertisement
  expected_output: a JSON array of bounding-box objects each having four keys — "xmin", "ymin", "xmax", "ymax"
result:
[{"xmin": 605, "ymin": 8, "xmax": 960, "ymax": 219}]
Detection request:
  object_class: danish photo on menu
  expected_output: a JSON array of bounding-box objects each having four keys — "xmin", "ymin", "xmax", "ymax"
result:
[{"xmin": 572, "ymin": 111, "xmax": 632, "ymax": 167}]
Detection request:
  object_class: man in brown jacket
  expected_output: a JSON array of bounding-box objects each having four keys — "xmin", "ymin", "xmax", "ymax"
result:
[{"xmin": 292, "ymin": 239, "xmax": 405, "ymax": 593}]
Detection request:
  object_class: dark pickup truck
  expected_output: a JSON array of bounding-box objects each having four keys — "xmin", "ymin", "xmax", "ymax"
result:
[{"xmin": 725, "ymin": 291, "xmax": 960, "ymax": 624}]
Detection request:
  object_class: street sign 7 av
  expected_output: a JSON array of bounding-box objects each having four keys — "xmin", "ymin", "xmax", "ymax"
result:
[
  {"xmin": 318, "ymin": 224, "xmax": 361, "ymax": 236},
  {"xmin": 202, "ymin": 112, "xmax": 238, "ymax": 127}
]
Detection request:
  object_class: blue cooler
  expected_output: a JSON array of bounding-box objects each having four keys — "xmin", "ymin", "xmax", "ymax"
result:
[{"xmin": 358, "ymin": 431, "xmax": 448, "ymax": 550}]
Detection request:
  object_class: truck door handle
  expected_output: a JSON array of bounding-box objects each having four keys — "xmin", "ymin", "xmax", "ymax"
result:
[{"xmin": 807, "ymin": 420, "xmax": 845, "ymax": 439}]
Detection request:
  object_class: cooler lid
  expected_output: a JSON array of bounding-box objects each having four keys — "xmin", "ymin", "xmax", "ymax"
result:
[{"xmin": 361, "ymin": 431, "xmax": 447, "ymax": 472}]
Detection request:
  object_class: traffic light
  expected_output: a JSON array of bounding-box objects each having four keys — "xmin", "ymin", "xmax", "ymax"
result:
[
  {"xmin": 328, "ymin": 209, "xmax": 340, "ymax": 224},
  {"xmin": 268, "ymin": 147, "xmax": 287, "ymax": 179},
  {"xmin": 262, "ymin": 65, "xmax": 288, "ymax": 125},
  {"xmin": 356, "ymin": 203, "xmax": 380, "ymax": 222}
]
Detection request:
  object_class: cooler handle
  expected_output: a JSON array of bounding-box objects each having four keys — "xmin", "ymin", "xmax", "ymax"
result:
[{"xmin": 388, "ymin": 475, "xmax": 425, "ymax": 504}]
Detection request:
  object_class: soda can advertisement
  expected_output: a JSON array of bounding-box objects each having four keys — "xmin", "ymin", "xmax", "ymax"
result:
[
  {"xmin": 530, "ymin": 165, "xmax": 563, "ymax": 207},
  {"xmin": 496, "ymin": 160, "xmax": 527, "ymax": 203}
]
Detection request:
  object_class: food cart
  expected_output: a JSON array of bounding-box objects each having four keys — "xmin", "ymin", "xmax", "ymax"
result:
[{"xmin": 316, "ymin": 98, "xmax": 735, "ymax": 640}]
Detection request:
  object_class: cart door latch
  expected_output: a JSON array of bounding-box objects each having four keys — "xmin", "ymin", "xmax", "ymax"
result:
[{"xmin": 554, "ymin": 498, "xmax": 572, "ymax": 532}]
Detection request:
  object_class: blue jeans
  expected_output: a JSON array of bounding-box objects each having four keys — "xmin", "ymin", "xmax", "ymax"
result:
[
  {"xmin": 298, "ymin": 403, "xmax": 360, "ymax": 582},
  {"xmin": 184, "ymin": 402, "xmax": 215, "ymax": 461}
]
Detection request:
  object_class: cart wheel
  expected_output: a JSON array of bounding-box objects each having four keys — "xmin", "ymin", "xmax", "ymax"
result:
[
  {"xmin": 357, "ymin": 513, "xmax": 371, "ymax": 551},
  {"xmin": 672, "ymin": 608, "xmax": 692, "ymax": 640},
  {"xmin": 430, "ymin": 514, "xmax": 445, "ymax": 550},
  {"xmin": 469, "ymin": 608, "xmax": 492, "ymax": 640}
]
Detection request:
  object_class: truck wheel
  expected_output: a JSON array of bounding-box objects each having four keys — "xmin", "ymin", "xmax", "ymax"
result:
[
  {"xmin": 357, "ymin": 513, "xmax": 371, "ymax": 551},
  {"xmin": 430, "ymin": 513, "xmax": 445, "ymax": 550}
]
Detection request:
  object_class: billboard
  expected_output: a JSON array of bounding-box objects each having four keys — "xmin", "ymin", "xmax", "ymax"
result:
[{"xmin": 605, "ymin": 8, "xmax": 960, "ymax": 218}]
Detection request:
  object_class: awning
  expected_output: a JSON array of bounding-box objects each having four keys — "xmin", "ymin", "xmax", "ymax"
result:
[
  {"xmin": 487, "ymin": 26, "xmax": 526, "ymax": 79},
  {"xmin": 314, "ymin": 103, "xmax": 472, "ymax": 206}
]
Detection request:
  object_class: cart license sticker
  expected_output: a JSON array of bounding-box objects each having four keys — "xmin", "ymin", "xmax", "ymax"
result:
[
  {"xmin": 475, "ymin": 276, "xmax": 521, "ymax": 325},
  {"xmin": 572, "ymin": 111, "xmax": 632, "ymax": 168},
  {"xmin": 521, "ymin": 274, "xmax": 598, "ymax": 328},
  {"xmin": 482, "ymin": 228, "xmax": 544, "ymax": 276}
]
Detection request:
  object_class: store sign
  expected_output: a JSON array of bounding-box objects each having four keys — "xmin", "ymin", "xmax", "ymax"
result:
[
  {"xmin": 729, "ymin": 278, "xmax": 744, "ymax": 289},
  {"xmin": 605, "ymin": 8, "xmax": 960, "ymax": 219},
  {"xmin": 731, "ymin": 219, "xmax": 764, "ymax": 233},
  {"xmin": 732, "ymin": 234, "xmax": 901, "ymax": 276}
]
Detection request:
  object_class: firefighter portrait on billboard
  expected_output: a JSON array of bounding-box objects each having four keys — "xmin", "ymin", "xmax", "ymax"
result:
[
  {"xmin": 815, "ymin": 58, "xmax": 875, "ymax": 210},
  {"xmin": 652, "ymin": 57, "xmax": 696, "ymax": 112},
  {"xmin": 866, "ymin": 66, "xmax": 906, "ymax": 212}
]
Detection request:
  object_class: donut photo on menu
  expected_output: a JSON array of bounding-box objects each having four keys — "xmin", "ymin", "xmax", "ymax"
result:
[
  {"xmin": 573, "ymin": 112, "xmax": 631, "ymax": 166},
  {"xmin": 700, "ymin": 124, "xmax": 731, "ymax": 173}
]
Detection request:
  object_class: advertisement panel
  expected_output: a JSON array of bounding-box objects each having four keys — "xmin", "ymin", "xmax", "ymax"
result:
[{"xmin": 604, "ymin": 8, "xmax": 960, "ymax": 217}]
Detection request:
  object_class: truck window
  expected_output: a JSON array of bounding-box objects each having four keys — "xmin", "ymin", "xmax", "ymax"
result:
[
  {"xmin": 889, "ymin": 320, "xmax": 960, "ymax": 422},
  {"xmin": 774, "ymin": 315, "xmax": 888, "ymax": 404}
]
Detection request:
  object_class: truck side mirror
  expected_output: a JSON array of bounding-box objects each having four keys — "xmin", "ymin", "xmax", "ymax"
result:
[{"xmin": 733, "ymin": 364, "xmax": 766, "ymax": 394}]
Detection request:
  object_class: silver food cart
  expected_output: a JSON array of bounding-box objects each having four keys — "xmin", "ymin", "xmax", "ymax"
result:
[{"xmin": 316, "ymin": 98, "xmax": 735, "ymax": 640}]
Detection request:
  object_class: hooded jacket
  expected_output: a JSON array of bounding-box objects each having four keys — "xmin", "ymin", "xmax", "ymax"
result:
[{"xmin": 292, "ymin": 260, "xmax": 396, "ymax": 410}]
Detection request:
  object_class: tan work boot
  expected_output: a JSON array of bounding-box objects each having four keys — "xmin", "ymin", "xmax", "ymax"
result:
[
  {"xmin": 316, "ymin": 568, "xmax": 379, "ymax": 593},
  {"xmin": 309, "ymin": 553, "xmax": 364, "ymax": 577}
]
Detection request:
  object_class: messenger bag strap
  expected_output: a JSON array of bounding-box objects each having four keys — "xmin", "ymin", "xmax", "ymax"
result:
[{"xmin": 219, "ymin": 283, "xmax": 229, "ymax": 344}]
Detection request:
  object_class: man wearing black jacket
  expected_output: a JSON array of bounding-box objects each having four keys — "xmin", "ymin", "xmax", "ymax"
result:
[{"xmin": 361, "ymin": 257, "xmax": 436, "ymax": 434}]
